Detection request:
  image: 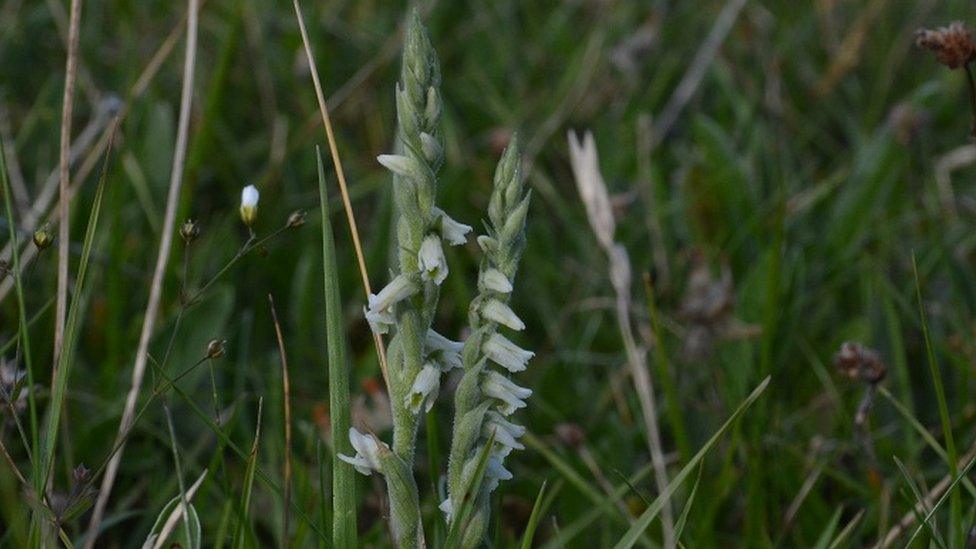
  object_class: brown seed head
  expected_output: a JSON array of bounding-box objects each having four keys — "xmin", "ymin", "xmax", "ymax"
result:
[
  {"xmin": 286, "ymin": 210, "xmax": 307, "ymax": 229},
  {"xmin": 554, "ymin": 422, "xmax": 586, "ymax": 449},
  {"xmin": 834, "ymin": 341, "xmax": 886, "ymax": 384},
  {"xmin": 916, "ymin": 22, "xmax": 976, "ymax": 69}
]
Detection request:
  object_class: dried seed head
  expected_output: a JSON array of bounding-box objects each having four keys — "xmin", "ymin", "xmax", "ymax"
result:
[
  {"xmin": 286, "ymin": 210, "xmax": 307, "ymax": 229},
  {"xmin": 32, "ymin": 224, "xmax": 53, "ymax": 250},
  {"xmin": 179, "ymin": 219, "xmax": 200, "ymax": 243},
  {"xmin": 915, "ymin": 22, "xmax": 976, "ymax": 69},
  {"xmin": 554, "ymin": 422, "xmax": 585, "ymax": 449},
  {"xmin": 206, "ymin": 339, "xmax": 226, "ymax": 359},
  {"xmin": 72, "ymin": 464, "xmax": 90, "ymax": 484},
  {"xmin": 834, "ymin": 341, "xmax": 886, "ymax": 384}
]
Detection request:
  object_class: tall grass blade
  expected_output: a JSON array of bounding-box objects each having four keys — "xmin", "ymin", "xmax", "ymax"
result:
[
  {"xmin": 613, "ymin": 376, "xmax": 770, "ymax": 549},
  {"xmin": 233, "ymin": 397, "xmax": 263, "ymax": 548},
  {"xmin": 0, "ymin": 131, "xmax": 41, "ymax": 498},
  {"xmin": 912, "ymin": 254, "xmax": 960, "ymax": 543},
  {"xmin": 318, "ymin": 146, "xmax": 357, "ymax": 549},
  {"xmin": 41, "ymin": 123, "xmax": 117, "ymax": 488},
  {"xmin": 520, "ymin": 479, "xmax": 548, "ymax": 549}
]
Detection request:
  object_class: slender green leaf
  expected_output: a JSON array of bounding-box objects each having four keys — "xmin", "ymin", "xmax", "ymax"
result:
[
  {"xmin": 614, "ymin": 376, "xmax": 770, "ymax": 549},
  {"xmin": 318, "ymin": 146, "xmax": 356, "ymax": 549},
  {"xmin": 520, "ymin": 479, "xmax": 548, "ymax": 549}
]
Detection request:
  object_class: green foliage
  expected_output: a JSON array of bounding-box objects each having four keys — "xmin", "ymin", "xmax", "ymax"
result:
[{"xmin": 5, "ymin": 1, "xmax": 976, "ymax": 547}]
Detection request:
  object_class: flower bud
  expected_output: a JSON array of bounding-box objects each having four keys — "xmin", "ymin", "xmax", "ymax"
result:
[
  {"xmin": 206, "ymin": 339, "xmax": 226, "ymax": 359},
  {"xmin": 179, "ymin": 219, "xmax": 200, "ymax": 243},
  {"xmin": 239, "ymin": 185, "xmax": 259, "ymax": 227},
  {"xmin": 32, "ymin": 224, "xmax": 53, "ymax": 250},
  {"xmin": 286, "ymin": 210, "xmax": 307, "ymax": 228}
]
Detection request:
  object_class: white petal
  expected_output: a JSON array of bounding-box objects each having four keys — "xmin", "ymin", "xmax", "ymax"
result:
[
  {"xmin": 377, "ymin": 154, "xmax": 425, "ymax": 181},
  {"xmin": 241, "ymin": 185, "xmax": 259, "ymax": 208},
  {"xmin": 364, "ymin": 305, "xmax": 394, "ymax": 335},
  {"xmin": 482, "ymin": 371, "xmax": 532, "ymax": 415},
  {"xmin": 368, "ymin": 274, "xmax": 418, "ymax": 312},
  {"xmin": 481, "ymin": 299, "xmax": 525, "ymax": 331},
  {"xmin": 483, "ymin": 333, "xmax": 534, "ymax": 373},
  {"xmin": 439, "ymin": 497, "xmax": 453, "ymax": 523},
  {"xmin": 418, "ymin": 235, "xmax": 448, "ymax": 285},
  {"xmin": 405, "ymin": 363, "xmax": 441, "ymax": 414},
  {"xmin": 426, "ymin": 330, "xmax": 463, "ymax": 370},
  {"xmin": 433, "ymin": 207, "xmax": 472, "ymax": 246},
  {"xmin": 481, "ymin": 268, "xmax": 513, "ymax": 293}
]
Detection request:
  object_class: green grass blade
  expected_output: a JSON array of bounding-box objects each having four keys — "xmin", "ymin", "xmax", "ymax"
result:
[
  {"xmin": 672, "ymin": 464, "xmax": 702, "ymax": 542},
  {"xmin": 614, "ymin": 376, "xmax": 770, "ymax": 549},
  {"xmin": 0, "ymin": 132, "xmax": 41, "ymax": 496},
  {"xmin": 41, "ymin": 125, "xmax": 116, "ymax": 489},
  {"xmin": 811, "ymin": 507, "xmax": 842, "ymax": 549},
  {"xmin": 318, "ymin": 146, "xmax": 356, "ymax": 549},
  {"xmin": 826, "ymin": 510, "xmax": 864, "ymax": 549},
  {"xmin": 446, "ymin": 431, "xmax": 496, "ymax": 547},
  {"xmin": 520, "ymin": 479, "xmax": 548, "ymax": 549},
  {"xmin": 233, "ymin": 397, "xmax": 263, "ymax": 549},
  {"xmin": 894, "ymin": 456, "xmax": 946, "ymax": 548},
  {"xmin": 906, "ymin": 454, "xmax": 976, "ymax": 546},
  {"xmin": 912, "ymin": 254, "xmax": 960, "ymax": 543}
]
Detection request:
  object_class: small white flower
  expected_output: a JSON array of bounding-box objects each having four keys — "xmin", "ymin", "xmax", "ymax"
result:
[
  {"xmin": 338, "ymin": 428, "xmax": 386, "ymax": 476},
  {"xmin": 438, "ymin": 497, "xmax": 454, "ymax": 524},
  {"xmin": 239, "ymin": 185, "xmax": 259, "ymax": 227},
  {"xmin": 433, "ymin": 207, "xmax": 472, "ymax": 246},
  {"xmin": 481, "ymin": 268, "xmax": 513, "ymax": 294},
  {"xmin": 377, "ymin": 154, "xmax": 425, "ymax": 181},
  {"xmin": 426, "ymin": 329, "xmax": 463, "ymax": 370},
  {"xmin": 364, "ymin": 305, "xmax": 395, "ymax": 335},
  {"xmin": 483, "ymin": 454, "xmax": 514, "ymax": 493},
  {"xmin": 405, "ymin": 363, "xmax": 441, "ymax": 414},
  {"xmin": 483, "ymin": 333, "xmax": 533, "ymax": 373},
  {"xmin": 484, "ymin": 413, "xmax": 525, "ymax": 453},
  {"xmin": 481, "ymin": 299, "xmax": 525, "ymax": 331},
  {"xmin": 364, "ymin": 275, "xmax": 418, "ymax": 333},
  {"xmin": 482, "ymin": 370, "xmax": 532, "ymax": 415},
  {"xmin": 418, "ymin": 234, "xmax": 448, "ymax": 285}
]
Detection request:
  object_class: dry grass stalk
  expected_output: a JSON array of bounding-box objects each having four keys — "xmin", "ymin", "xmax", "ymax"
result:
[
  {"xmin": 54, "ymin": 0, "xmax": 83, "ymax": 370},
  {"xmin": 268, "ymin": 293, "xmax": 293, "ymax": 546},
  {"xmin": 85, "ymin": 0, "xmax": 200, "ymax": 544},
  {"xmin": 292, "ymin": 0, "xmax": 391, "ymax": 390},
  {"xmin": 567, "ymin": 130, "xmax": 675, "ymax": 548}
]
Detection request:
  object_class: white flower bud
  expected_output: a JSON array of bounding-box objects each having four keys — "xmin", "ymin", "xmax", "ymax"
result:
[
  {"xmin": 405, "ymin": 363, "xmax": 441, "ymax": 414},
  {"xmin": 483, "ymin": 333, "xmax": 533, "ymax": 373},
  {"xmin": 482, "ymin": 371, "xmax": 532, "ymax": 415},
  {"xmin": 239, "ymin": 185, "xmax": 259, "ymax": 227},
  {"xmin": 338, "ymin": 428, "xmax": 386, "ymax": 476},
  {"xmin": 481, "ymin": 268, "xmax": 513, "ymax": 294},
  {"xmin": 426, "ymin": 329, "xmax": 463, "ymax": 370},
  {"xmin": 418, "ymin": 234, "xmax": 448, "ymax": 285},
  {"xmin": 420, "ymin": 132, "xmax": 442, "ymax": 163},
  {"xmin": 377, "ymin": 154, "xmax": 425, "ymax": 181},
  {"xmin": 481, "ymin": 299, "xmax": 525, "ymax": 331},
  {"xmin": 433, "ymin": 207, "xmax": 472, "ymax": 246}
]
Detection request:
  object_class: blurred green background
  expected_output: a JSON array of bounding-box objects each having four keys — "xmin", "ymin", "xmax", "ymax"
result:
[{"xmin": 5, "ymin": 0, "xmax": 976, "ymax": 546}]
